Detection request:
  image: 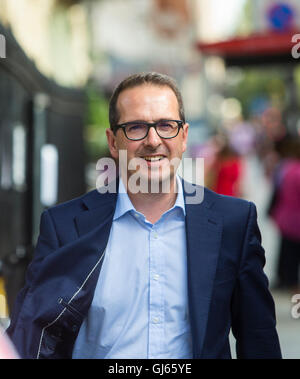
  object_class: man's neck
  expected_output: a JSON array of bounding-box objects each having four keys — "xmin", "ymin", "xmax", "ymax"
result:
[{"xmin": 124, "ymin": 177, "xmax": 178, "ymax": 224}]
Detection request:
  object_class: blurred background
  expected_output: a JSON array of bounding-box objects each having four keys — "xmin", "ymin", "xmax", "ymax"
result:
[{"xmin": 0, "ymin": 0, "xmax": 299, "ymax": 358}]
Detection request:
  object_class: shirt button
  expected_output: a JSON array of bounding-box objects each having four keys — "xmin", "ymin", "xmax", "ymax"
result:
[
  {"xmin": 153, "ymin": 274, "xmax": 160, "ymax": 281},
  {"xmin": 152, "ymin": 317, "xmax": 159, "ymax": 324}
]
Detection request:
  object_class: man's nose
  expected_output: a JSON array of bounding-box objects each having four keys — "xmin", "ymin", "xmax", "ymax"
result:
[{"xmin": 144, "ymin": 126, "xmax": 162, "ymax": 147}]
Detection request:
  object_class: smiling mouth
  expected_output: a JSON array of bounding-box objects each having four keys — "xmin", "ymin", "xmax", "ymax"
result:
[{"xmin": 142, "ymin": 155, "xmax": 165, "ymax": 162}]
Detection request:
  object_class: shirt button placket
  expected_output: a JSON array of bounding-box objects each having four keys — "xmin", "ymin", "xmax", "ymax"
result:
[{"xmin": 149, "ymin": 227, "xmax": 163, "ymax": 358}]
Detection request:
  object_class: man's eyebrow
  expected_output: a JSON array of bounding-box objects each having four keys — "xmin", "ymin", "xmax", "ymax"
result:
[
  {"xmin": 121, "ymin": 118, "xmax": 174, "ymax": 123},
  {"xmin": 122, "ymin": 120, "xmax": 147, "ymax": 123}
]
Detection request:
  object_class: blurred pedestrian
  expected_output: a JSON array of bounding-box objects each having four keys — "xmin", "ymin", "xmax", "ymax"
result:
[
  {"xmin": 211, "ymin": 138, "xmax": 243, "ymax": 197},
  {"xmin": 269, "ymin": 137, "xmax": 300, "ymax": 291}
]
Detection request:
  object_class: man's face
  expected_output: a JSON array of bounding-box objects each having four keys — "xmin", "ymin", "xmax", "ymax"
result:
[{"xmin": 106, "ymin": 84, "xmax": 189, "ymax": 190}]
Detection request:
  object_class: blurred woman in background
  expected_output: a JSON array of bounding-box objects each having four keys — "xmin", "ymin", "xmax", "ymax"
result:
[{"xmin": 269, "ymin": 137, "xmax": 300, "ymax": 292}]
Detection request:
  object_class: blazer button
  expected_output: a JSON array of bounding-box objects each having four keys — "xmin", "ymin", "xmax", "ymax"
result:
[{"xmin": 71, "ymin": 324, "xmax": 79, "ymax": 332}]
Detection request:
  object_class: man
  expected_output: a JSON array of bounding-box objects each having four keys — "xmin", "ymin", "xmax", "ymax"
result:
[{"xmin": 7, "ymin": 72, "xmax": 281, "ymax": 359}]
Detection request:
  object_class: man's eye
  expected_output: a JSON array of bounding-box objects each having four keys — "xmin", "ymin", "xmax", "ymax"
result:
[
  {"xmin": 158, "ymin": 122, "xmax": 174, "ymax": 129},
  {"xmin": 127, "ymin": 124, "xmax": 144, "ymax": 132}
]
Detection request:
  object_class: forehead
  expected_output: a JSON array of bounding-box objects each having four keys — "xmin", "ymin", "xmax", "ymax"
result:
[{"xmin": 116, "ymin": 84, "xmax": 180, "ymax": 122}]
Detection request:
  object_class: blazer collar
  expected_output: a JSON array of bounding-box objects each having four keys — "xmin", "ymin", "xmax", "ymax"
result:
[{"xmin": 75, "ymin": 179, "xmax": 119, "ymax": 237}]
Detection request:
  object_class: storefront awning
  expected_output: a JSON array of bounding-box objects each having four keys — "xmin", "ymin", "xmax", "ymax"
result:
[{"xmin": 197, "ymin": 29, "xmax": 300, "ymax": 66}]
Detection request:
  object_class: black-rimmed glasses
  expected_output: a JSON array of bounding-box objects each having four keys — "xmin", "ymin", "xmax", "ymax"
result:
[{"xmin": 113, "ymin": 120, "xmax": 184, "ymax": 141}]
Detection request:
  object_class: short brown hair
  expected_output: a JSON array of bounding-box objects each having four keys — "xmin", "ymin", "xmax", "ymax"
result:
[{"xmin": 109, "ymin": 72, "xmax": 185, "ymax": 132}]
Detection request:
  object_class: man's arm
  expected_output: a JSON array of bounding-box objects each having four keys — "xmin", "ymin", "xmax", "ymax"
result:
[
  {"xmin": 6, "ymin": 210, "xmax": 59, "ymax": 338},
  {"xmin": 231, "ymin": 202, "xmax": 282, "ymax": 359}
]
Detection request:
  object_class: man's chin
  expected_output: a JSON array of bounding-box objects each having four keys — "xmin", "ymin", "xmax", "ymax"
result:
[{"xmin": 128, "ymin": 170, "xmax": 176, "ymax": 194}]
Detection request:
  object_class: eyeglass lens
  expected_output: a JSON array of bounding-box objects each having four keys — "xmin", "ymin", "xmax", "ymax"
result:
[{"xmin": 125, "ymin": 121, "xmax": 180, "ymax": 140}]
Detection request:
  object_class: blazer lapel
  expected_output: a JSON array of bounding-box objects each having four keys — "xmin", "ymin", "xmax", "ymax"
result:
[
  {"xmin": 184, "ymin": 182, "xmax": 223, "ymax": 358},
  {"xmin": 75, "ymin": 190, "xmax": 118, "ymax": 238}
]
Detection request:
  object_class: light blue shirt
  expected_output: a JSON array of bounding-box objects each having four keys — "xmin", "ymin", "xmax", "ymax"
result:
[{"xmin": 72, "ymin": 176, "xmax": 193, "ymax": 359}]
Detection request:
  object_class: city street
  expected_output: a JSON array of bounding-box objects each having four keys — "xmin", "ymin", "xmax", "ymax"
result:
[{"xmin": 272, "ymin": 289, "xmax": 300, "ymax": 359}]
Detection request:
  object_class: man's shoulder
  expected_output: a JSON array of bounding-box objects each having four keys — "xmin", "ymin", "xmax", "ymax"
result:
[
  {"xmin": 183, "ymin": 180, "xmax": 252, "ymax": 212},
  {"xmin": 200, "ymin": 187, "xmax": 257, "ymax": 242},
  {"xmin": 183, "ymin": 181, "xmax": 254, "ymax": 226},
  {"xmin": 46, "ymin": 188, "xmax": 111, "ymax": 219},
  {"xmin": 205, "ymin": 186, "xmax": 251, "ymax": 210},
  {"xmin": 204, "ymin": 187, "xmax": 256, "ymax": 230}
]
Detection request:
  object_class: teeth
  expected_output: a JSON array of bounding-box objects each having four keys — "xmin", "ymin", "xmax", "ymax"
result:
[{"xmin": 143, "ymin": 156, "xmax": 164, "ymax": 162}]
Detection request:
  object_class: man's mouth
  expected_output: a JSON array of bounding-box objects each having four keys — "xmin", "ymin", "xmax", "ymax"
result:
[{"xmin": 142, "ymin": 155, "xmax": 166, "ymax": 162}]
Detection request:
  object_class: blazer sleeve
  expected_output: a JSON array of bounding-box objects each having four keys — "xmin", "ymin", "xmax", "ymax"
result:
[
  {"xmin": 6, "ymin": 210, "xmax": 60, "ymax": 338},
  {"xmin": 231, "ymin": 202, "xmax": 282, "ymax": 359}
]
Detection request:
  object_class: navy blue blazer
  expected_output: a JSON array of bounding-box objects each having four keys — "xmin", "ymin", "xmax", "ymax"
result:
[{"xmin": 7, "ymin": 181, "xmax": 282, "ymax": 359}]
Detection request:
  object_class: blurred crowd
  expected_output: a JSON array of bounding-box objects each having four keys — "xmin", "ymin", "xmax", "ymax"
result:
[{"xmin": 192, "ymin": 106, "xmax": 300, "ymax": 292}]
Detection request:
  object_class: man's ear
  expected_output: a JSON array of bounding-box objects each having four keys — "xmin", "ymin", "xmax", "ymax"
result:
[
  {"xmin": 106, "ymin": 128, "xmax": 119, "ymax": 159},
  {"xmin": 182, "ymin": 123, "xmax": 189, "ymax": 153}
]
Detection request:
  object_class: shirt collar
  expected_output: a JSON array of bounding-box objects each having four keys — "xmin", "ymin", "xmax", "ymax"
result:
[
  {"xmin": 173, "ymin": 175, "xmax": 186, "ymax": 216},
  {"xmin": 114, "ymin": 175, "xmax": 186, "ymax": 221},
  {"xmin": 113, "ymin": 177, "xmax": 135, "ymax": 221}
]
